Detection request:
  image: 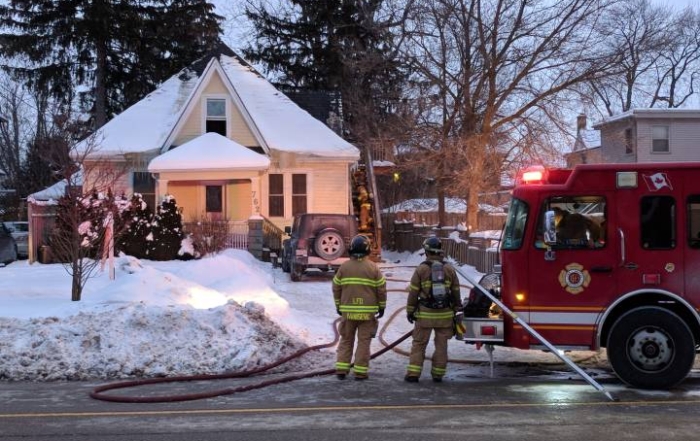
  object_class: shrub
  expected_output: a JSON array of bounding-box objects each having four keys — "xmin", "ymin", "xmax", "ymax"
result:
[{"xmin": 184, "ymin": 215, "xmax": 231, "ymax": 257}]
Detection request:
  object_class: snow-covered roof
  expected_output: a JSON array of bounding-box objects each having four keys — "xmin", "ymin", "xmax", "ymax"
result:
[
  {"xmin": 77, "ymin": 47, "xmax": 359, "ymax": 161},
  {"xmin": 28, "ymin": 172, "xmax": 83, "ymax": 202},
  {"xmin": 148, "ymin": 132, "xmax": 270, "ymax": 172},
  {"xmin": 593, "ymin": 108, "xmax": 700, "ymax": 128},
  {"xmin": 218, "ymin": 56, "xmax": 358, "ymax": 159}
]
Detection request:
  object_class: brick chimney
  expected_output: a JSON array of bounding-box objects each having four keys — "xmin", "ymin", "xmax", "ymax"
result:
[{"xmin": 577, "ymin": 114, "xmax": 587, "ymax": 132}]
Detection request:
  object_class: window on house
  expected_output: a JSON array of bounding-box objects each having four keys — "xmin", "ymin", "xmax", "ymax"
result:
[
  {"xmin": 133, "ymin": 171, "xmax": 156, "ymax": 210},
  {"xmin": 269, "ymin": 174, "xmax": 284, "ymax": 217},
  {"xmin": 652, "ymin": 125, "xmax": 669, "ymax": 153},
  {"xmin": 206, "ymin": 185, "xmax": 223, "ymax": 213},
  {"xmin": 624, "ymin": 128, "xmax": 633, "ymax": 154},
  {"xmin": 641, "ymin": 195, "xmax": 675, "ymax": 249},
  {"xmin": 292, "ymin": 174, "xmax": 307, "ymax": 215},
  {"xmin": 206, "ymin": 98, "xmax": 227, "ymax": 136}
]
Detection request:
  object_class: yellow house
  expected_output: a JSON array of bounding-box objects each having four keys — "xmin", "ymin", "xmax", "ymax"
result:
[{"xmin": 76, "ymin": 44, "xmax": 360, "ymax": 241}]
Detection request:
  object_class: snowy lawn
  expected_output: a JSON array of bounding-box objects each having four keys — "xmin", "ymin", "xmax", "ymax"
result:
[{"xmin": 0, "ymin": 249, "xmax": 606, "ymax": 382}]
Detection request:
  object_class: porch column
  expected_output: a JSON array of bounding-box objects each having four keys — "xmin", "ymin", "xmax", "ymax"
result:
[{"xmin": 155, "ymin": 178, "xmax": 169, "ymax": 203}]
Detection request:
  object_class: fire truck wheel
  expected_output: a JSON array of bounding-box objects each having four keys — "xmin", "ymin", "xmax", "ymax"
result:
[{"xmin": 607, "ymin": 307, "xmax": 695, "ymax": 389}]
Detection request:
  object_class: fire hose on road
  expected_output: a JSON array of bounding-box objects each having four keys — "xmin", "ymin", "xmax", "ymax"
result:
[
  {"xmin": 90, "ymin": 293, "xmax": 414, "ymax": 403},
  {"xmin": 91, "ymin": 281, "xmax": 615, "ymax": 403}
]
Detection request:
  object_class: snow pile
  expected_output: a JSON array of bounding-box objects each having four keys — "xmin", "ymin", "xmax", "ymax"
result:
[
  {"xmin": 0, "ymin": 301, "xmax": 304, "ymax": 381},
  {"xmin": 0, "ymin": 250, "xmax": 310, "ymax": 381}
]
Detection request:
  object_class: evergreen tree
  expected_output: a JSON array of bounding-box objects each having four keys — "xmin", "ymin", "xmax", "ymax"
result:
[
  {"xmin": 116, "ymin": 193, "xmax": 153, "ymax": 259},
  {"xmin": 243, "ymin": 0, "xmax": 409, "ymax": 142},
  {"xmin": 0, "ymin": 0, "xmax": 223, "ymax": 129},
  {"xmin": 147, "ymin": 195, "xmax": 184, "ymax": 261},
  {"xmin": 20, "ymin": 134, "xmax": 71, "ymax": 198}
]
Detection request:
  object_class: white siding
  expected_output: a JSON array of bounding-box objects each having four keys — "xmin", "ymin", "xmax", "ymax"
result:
[{"xmin": 637, "ymin": 118, "xmax": 700, "ymax": 162}]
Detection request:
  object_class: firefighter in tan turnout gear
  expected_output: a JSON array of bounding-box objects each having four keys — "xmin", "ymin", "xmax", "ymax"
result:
[
  {"xmin": 333, "ymin": 235, "xmax": 387, "ymax": 380},
  {"xmin": 405, "ymin": 236, "xmax": 462, "ymax": 383}
]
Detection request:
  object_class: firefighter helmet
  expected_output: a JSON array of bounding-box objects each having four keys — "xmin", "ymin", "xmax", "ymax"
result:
[
  {"xmin": 423, "ymin": 236, "xmax": 443, "ymax": 255},
  {"xmin": 349, "ymin": 234, "xmax": 371, "ymax": 257}
]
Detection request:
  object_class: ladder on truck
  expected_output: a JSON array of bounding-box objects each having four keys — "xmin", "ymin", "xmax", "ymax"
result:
[{"xmin": 351, "ymin": 146, "xmax": 382, "ymax": 262}]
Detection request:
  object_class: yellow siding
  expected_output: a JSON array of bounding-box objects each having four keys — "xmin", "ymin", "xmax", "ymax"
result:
[
  {"xmin": 172, "ymin": 71, "xmax": 258, "ymax": 148},
  {"xmin": 175, "ymin": 100, "xmax": 202, "ymax": 145},
  {"xmin": 165, "ymin": 180, "xmax": 253, "ymax": 223},
  {"xmin": 310, "ymin": 163, "xmax": 351, "ymax": 213},
  {"xmin": 227, "ymin": 180, "xmax": 252, "ymax": 221},
  {"xmin": 261, "ymin": 161, "xmax": 351, "ymax": 231},
  {"xmin": 168, "ymin": 183, "xmax": 200, "ymax": 223}
]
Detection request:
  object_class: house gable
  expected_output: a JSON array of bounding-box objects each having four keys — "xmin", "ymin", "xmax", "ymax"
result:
[{"xmin": 163, "ymin": 59, "xmax": 269, "ymax": 155}]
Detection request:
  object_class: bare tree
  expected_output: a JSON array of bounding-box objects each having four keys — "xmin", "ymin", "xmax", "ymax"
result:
[
  {"xmin": 586, "ymin": 0, "xmax": 700, "ymax": 115},
  {"xmin": 650, "ymin": 6, "xmax": 700, "ymax": 108},
  {"xmin": 401, "ymin": 0, "xmax": 620, "ymax": 229},
  {"xmin": 47, "ymin": 130, "xmax": 130, "ymax": 301}
]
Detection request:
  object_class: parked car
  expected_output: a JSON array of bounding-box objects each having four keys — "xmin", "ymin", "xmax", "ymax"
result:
[
  {"xmin": 281, "ymin": 213, "xmax": 358, "ymax": 281},
  {"xmin": 3, "ymin": 221, "xmax": 28, "ymax": 258},
  {"xmin": 0, "ymin": 222, "xmax": 18, "ymax": 265}
]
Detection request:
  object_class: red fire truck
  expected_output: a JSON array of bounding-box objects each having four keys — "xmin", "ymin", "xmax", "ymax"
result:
[{"xmin": 463, "ymin": 162, "xmax": 700, "ymax": 389}]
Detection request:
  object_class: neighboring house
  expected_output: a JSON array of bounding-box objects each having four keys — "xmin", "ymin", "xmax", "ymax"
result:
[
  {"xmin": 565, "ymin": 114, "xmax": 602, "ymax": 167},
  {"xmin": 74, "ymin": 43, "xmax": 360, "ymax": 238},
  {"xmin": 593, "ymin": 109, "xmax": 700, "ymax": 164}
]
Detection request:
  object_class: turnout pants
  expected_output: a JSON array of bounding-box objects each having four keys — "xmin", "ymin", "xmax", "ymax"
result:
[
  {"xmin": 406, "ymin": 326, "xmax": 453, "ymax": 379},
  {"xmin": 335, "ymin": 318, "xmax": 377, "ymax": 378}
]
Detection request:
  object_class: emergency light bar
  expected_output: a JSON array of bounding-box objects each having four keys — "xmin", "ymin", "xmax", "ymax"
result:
[{"xmin": 518, "ymin": 166, "xmax": 546, "ymax": 185}]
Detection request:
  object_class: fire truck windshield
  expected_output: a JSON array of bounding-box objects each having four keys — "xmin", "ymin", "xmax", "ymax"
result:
[{"xmin": 502, "ymin": 198, "xmax": 528, "ymax": 250}]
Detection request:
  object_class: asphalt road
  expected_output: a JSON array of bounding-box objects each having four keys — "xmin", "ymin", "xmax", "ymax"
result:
[{"xmin": 2, "ymin": 366, "xmax": 700, "ymax": 441}]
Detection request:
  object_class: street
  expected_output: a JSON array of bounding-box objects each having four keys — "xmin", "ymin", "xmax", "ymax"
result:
[{"xmin": 2, "ymin": 364, "xmax": 700, "ymax": 441}]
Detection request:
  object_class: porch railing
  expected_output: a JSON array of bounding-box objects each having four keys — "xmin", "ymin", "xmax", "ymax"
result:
[
  {"xmin": 261, "ymin": 216, "xmax": 286, "ymax": 253},
  {"xmin": 226, "ymin": 220, "xmax": 249, "ymax": 250}
]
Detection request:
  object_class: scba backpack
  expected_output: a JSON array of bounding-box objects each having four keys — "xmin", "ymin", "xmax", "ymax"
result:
[{"xmin": 421, "ymin": 260, "xmax": 451, "ymax": 309}]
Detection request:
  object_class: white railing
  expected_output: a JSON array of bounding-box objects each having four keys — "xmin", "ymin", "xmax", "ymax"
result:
[{"xmin": 226, "ymin": 220, "xmax": 249, "ymax": 250}]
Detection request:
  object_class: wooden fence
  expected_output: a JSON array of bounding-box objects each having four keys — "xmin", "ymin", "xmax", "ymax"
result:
[
  {"xmin": 384, "ymin": 220, "xmax": 500, "ymax": 274},
  {"xmin": 382, "ymin": 211, "xmax": 507, "ymax": 232}
]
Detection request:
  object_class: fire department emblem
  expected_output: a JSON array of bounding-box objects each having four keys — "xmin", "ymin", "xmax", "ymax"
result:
[{"xmin": 558, "ymin": 263, "xmax": 591, "ymax": 294}]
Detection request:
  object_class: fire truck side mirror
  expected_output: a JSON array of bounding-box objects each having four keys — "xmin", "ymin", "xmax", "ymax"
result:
[{"xmin": 543, "ymin": 210, "xmax": 557, "ymax": 245}]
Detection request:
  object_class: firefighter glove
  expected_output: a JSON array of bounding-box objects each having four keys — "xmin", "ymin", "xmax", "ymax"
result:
[
  {"xmin": 407, "ymin": 312, "xmax": 415, "ymax": 324},
  {"xmin": 376, "ymin": 308, "xmax": 385, "ymax": 319}
]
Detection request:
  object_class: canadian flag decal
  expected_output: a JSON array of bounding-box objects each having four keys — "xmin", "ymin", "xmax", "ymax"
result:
[{"xmin": 642, "ymin": 172, "xmax": 673, "ymax": 191}]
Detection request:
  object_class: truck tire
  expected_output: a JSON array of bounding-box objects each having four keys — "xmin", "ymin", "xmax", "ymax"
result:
[
  {"xmin": 281, "ymin": 253, "xmax": 290, "ymax": 273},
  {"xmin": 290, "ymin": 263, "xmax": 304, "ymax": 282},
  {"xmin": 314, "ymin": 229, "xmax": 345, "ymax": 260},
  {"xmin": 607, "ymin": 307, "xmax": 695, "ymax": 389}
]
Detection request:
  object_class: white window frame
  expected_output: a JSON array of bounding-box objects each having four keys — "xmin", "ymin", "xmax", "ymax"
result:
[
  {"xmin": 651, "ymin": 125, "xmax": 670, "ymax": 154},
  {"xmin": 264, "ymin": 171, "xmax": 312, "ymax": 219},
  {"xmin": 202, "ymin": 95, "xmax": 229, "ymax": 137}
]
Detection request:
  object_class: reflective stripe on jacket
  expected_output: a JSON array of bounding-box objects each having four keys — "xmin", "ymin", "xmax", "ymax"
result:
[{"xmin": 333, "ymin": 257, "xmax": 387, "ymax": 320}]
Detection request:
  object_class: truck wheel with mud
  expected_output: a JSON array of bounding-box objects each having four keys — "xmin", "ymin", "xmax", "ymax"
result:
[{"xmin": 607, "ymin": 307, "xmax": 695, "ymax": 389}]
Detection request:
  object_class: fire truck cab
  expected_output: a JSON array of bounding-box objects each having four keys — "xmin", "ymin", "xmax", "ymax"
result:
[{"xmin": 466, "ymin": 162, "xmax": 700, "ymax": 389}]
